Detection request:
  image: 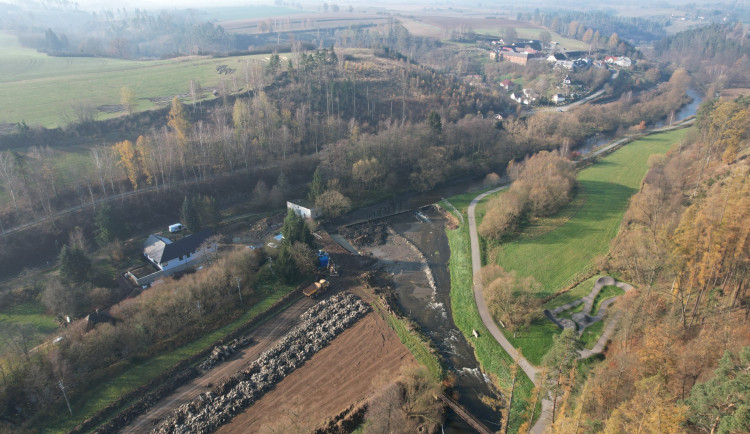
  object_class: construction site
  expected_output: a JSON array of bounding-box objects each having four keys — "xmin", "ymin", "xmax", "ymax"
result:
[{"xmin": 102, "ymin": 189, "xmax": 501, "ymax": 434}]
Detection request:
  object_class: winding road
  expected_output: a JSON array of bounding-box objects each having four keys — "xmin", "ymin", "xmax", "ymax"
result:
[{"xmin": 466, "ymin": 185, "xmax": 554, "ymax": 434}]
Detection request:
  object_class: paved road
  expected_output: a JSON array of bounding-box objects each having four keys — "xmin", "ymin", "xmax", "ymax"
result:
[{"xmin": 466, "ymin": 185, "xmax": 554, "ymax": 433}]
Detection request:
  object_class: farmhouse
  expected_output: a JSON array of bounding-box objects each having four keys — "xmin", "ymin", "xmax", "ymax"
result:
[
  {"xmin": 144, "ymin": 230, "xmax": 215, "ymax": 271},
  {"xmin": 553, "ymin": 93, "xmax": 566, "ymax": 103},
  {"xmin": 128, "ymin": 230, "xmax": 216, "ymax": 286},
  {"xmin": 287, "ymin": 199, "xmax": 320, "ymax": 219}
]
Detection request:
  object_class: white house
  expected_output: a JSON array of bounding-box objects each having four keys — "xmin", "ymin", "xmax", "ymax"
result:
[
  {"xmin": 128, "ymin": 230, "xmax": 216, "ymax": 286},
  {"xmin": 287, "ymin": 200, "xmax": 320, "ymax": 219},
  {"xmin": 143, "ymin": 230, "xmax": 215, "ymax": 272},
  {"xmin": 553, "ymin": 93, "xmax": 566, "ymax": 103}
]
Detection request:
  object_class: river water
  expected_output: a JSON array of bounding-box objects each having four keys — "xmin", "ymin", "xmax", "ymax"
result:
[
  {"xmin": 379, "ymin": 209, "xmax": 502, "ymax": 432},
  {"xmin": 577, "ymin": 88, "xmax": 703, "ymax": 155},
  {"xmin": 331, "ymin": 88, "xmax": 705, "ymax": 431}
]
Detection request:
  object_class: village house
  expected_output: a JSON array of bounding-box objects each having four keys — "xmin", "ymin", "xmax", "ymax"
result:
[
  {"xmin": 499, "ymin": 79, "xmax": 517, "ymax": 91},
  {"xmin": 143, "ymin": 230, "xmax": 215, "ymax": 272},
  {"xmin": 127, "ymin": 230, "xmax": 216, "ymax": 286},
  {"xmin": 553, "ymin": 93, "xmax": 566, "ymax": 103}
]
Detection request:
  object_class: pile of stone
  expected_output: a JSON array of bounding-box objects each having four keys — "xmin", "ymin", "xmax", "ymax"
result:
[
  {"xmin": 198, "ymin": 336, "xmax": 254, "ymax": 371},
  {"xmin": 153, "ymin": 292, "xmax": 370, "ymax": 433}
]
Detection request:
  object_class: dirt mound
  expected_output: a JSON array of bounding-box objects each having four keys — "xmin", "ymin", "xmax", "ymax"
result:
[{"xmin": 340, "ymin": 223, "xmax": 388, "ymax": 247}]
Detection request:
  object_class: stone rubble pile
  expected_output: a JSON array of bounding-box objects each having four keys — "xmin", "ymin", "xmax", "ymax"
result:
[
  {"xmin": 198, "ymin": 336, "xmax": 254, "ymax": 371},
  {"xmin": 152, "ymin": 292, "xmax": 370, "ymax": 434}
]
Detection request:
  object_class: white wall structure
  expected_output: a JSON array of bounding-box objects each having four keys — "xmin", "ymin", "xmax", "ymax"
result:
[{"xmin": 287, "ymin": 200, "xmax": 320, "ymax": 219}]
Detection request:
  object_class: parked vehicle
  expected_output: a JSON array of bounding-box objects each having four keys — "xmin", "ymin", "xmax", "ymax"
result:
[{"xmin": 303, "ymin": 279, "xmax": 329, "ymax": 297}]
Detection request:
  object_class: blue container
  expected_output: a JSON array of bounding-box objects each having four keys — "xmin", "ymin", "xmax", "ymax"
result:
[{"xmin": 318, "ymin": 254, "xmax": 329, "ymax": 268}]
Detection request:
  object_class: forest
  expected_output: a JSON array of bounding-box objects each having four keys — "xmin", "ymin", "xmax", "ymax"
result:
[{"xmin": 547, "ymin": 96, "xmax": 750, "ymax": 433}]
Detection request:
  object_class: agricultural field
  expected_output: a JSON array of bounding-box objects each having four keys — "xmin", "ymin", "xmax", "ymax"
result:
[
  {"xmin": 489, "ymin": 128, "xmax": 688, "ymax": 296},
  {"xmin": 0, "ymin": 32, "xmax": 282, "ymax": 128}
]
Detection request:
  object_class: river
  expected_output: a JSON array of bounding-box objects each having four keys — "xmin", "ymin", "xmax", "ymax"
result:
[{"xmin": 577, "ymin": 88, "xmax": 703, "ymax": 155}]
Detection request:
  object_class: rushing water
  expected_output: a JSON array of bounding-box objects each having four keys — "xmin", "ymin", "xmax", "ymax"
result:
[
  {"xmin": 576, "ymin": 88, "xmax": 704, "ymax": 155},
  {"xmin": 388, "ymin": 209, "xmax": 502, "ymax": 433}
]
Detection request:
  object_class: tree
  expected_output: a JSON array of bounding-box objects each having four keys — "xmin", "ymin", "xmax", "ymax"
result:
[
  {"xmin": 195, "ymin": 195, "xmax": 220, "ymax": 229},
  {"xmin": 540, "ymin": 30, "xmax": 552, "ymax": 47},
  {"xmin": 289, "ymin": 241, "xmax": 316, "ymax": 276},
  {"xmin": 114, "ymin": 139, "xmax": 139, "ymax": 190},
  {"xmin": 307, "ymin": 166, "xmax": 325, "ymax": 202},
  {"xmin": 59, "ymin": 245, "xmax": 91, "ymax": 283},
  {"xmin": 120, "ymin": 86, "xmax": 136, "ymax": 115},
  {"xmin": 274, "ymin": 244, "xmax": 299, "ymax": 283},
  {"xmin": 95, "ymin": 204, "xmax": 122, "ymax": 246},
  {"xmin": 41, "ymin": 278, "xmax": 76, "ymax": 317},
  {"xmin": 181, "ymin": 196, "xmax": 201, "ymax": 232},
  {"xmin": 352, "ymin": 157, "xmax": 384, "ymax": 189},
  {"xmin": 688, "ymin": 347, "xmax": 750, "ymax": 433},
  {"xmin": 280, "ymin": 209, "xmax": 315, "ymax": 248},
  {"xmin": 0, "ymin": 151, "xmax": 22, "ymax": 216},
  {"xmin": 542, "ymin": 328, "xmax": 583, "ymax": 423},
  {"xmin": 427, "ymin": 110, "xmax": 442, "ymax": 138},
  {"xmin": 315, "ymin": 189, "xmax": 351, "ymax": 218},
  {"xmin": 604, "ymin": 377, "xmax": 687, "ymax": 433},
  {"xmin": 504, "ymin": 27, "xmax": 518, "ymax": 41},
  {"xmin": 167, "ymin": 96, "xmax": 190, "ymax": 146},
  {"xmin": 252, "ymin": 180, "xmax": 270, "ymax": 208},
  {"xmin": 482, "ymin": 265, "xmax": 543, "ymax": 336},
  {"xmin": 608, "ymin": 32, "xmax": 619, "ymax": 48}
]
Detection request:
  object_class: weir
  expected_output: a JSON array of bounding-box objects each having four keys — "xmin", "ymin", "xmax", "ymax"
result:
[{"xmin": 439, "ymin": 393, "xmax": 494, "ymax": 434}]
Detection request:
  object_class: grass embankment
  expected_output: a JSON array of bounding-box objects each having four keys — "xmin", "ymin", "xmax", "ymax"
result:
[
  {"xmin": 369, "ymin": 299, "xmax": 443, "ymax": 382},
  {"xmin": 0, "ymin": 31, "xmax": 284, "ymax": 128},
  {"xmin": 479, "ymin": 128, "xmax": 687, "ymax": 364},
  {"xmin": 444, "ymin": 189, "xmax": 535, "ymax": 433},
  {"xmin": 41, "ymin": 286, "xmax": 297, "ymax": 433}
]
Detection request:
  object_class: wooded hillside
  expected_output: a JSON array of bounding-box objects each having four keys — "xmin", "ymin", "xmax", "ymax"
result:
[{"xmin": 551, "ymin": 97, "xmax": 750, "ymax": 433}]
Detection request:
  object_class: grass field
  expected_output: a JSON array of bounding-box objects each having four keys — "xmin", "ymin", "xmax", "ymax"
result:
[
  {"xmin": 491, "ymin": 128, "xmax": 688, "ymax": 296},
  {"xmin": 40, "ymin": 286, "xmax": 297, "ymax": 433},
  {"xmin": 0, "ymin": 303, "xmax": 58, "ymax": 355},
  {"xmin": 0, "ymin": 32, "xmax": 282, "ymax": 128},
  {"xmin": 447, "ymin": 221, "xmax": 535, "ymax": 433}
]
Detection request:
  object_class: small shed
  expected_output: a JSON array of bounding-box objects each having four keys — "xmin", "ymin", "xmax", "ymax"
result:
[{"xmin": 287, "ymin": 200, "xmax": 320, "ymax": 220}]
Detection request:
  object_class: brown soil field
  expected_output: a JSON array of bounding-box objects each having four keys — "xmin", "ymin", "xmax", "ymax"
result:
[
  {"xmin": 721, "ymin": 88, "xmax": 750, "ymax": 100},
  {"xmin": 219, "ymin": 13, "xmax": 390, "ymax": 33},
  {"xmin": 217, "ymin": 312, "xmax": 416, "ymax": 433},
  {"xmin": 402, "ymin": 15, "xmax": 527, "ymax": 38},
  {"xmin": 121, "ymin": 295, "xmax": 318, "ymax": 433}
]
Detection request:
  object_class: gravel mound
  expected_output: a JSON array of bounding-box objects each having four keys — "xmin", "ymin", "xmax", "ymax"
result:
[{"xmin": 153, "ymin": 292, "xmax": 370, "ymax": 433}]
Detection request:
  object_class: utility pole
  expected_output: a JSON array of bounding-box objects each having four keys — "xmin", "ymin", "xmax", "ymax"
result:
[{"xmin": 59, "ymin": 379, "xmax": 72, "ymax": 416}]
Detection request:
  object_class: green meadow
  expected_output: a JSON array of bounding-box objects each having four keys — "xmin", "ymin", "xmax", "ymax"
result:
[
  {"xmin": 491, "ymin": 128, "xmax": 688, "ymax": 297},
  {"xmin": 0, "ymin": 32, "xmax": 281, "ymax": 128}
]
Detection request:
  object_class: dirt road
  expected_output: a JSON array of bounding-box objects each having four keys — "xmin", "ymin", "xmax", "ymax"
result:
[
  {"xmin": 217, "ymin": 312, "xmax": 416, "ymax": 433},
  {"xmin": 121, "ymin": 295, "xmax": 317, "ymax": 433}
]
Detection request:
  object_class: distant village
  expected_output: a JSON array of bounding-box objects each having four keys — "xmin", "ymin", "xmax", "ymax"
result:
[{"xmin": 476, "ymin": 37, "xmax": 633, "ymax": 109}]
